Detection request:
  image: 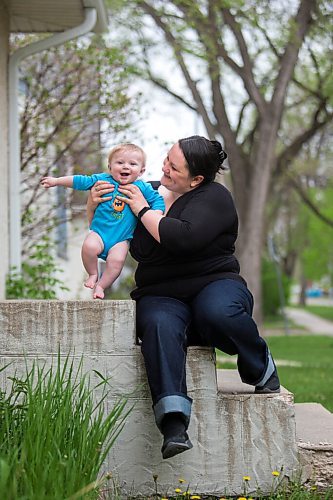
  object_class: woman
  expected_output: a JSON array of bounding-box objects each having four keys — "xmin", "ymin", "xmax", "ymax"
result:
[{"xmin": 88, "ymin": 135, "xmax": 280, "ymax": 460}]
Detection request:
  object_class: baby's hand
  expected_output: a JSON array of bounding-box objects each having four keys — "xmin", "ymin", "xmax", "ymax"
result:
[{"xmin": 41, "ymin": 177, "xmax": 57, "ymax": 188}]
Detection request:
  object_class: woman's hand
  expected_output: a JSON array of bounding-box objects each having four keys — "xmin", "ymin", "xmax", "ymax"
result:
[
  {"xmin": 90, "ymin": 180, "xmax": 114, "ymax": 204},
  {"xmin": 87, "ymin": 180, "xmax": 114, "ymax": 224},
  {"xmin": 117, "ymin": 184, "xmax": 150, "ymax": 216}
]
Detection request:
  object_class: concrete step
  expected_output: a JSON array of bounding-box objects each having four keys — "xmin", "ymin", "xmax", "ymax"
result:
[
  {"xmin": 0, "ymin": 300, "xmax": 302, "ymax": 497},
  {"xmin": 295, "ymin": 402, "xmax": 333, "ymax": 488},
  {"xmin": 295, "ymin": 402, "xmax": 333, "ymax": 447},
  {"xmin": 217, "ymin": 368, "xmax": 292, "ymax": 398}
]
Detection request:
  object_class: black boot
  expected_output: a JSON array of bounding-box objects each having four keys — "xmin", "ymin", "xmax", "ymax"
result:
[
  {"xmin": 255, "ymin": 369, "xmax": 281, "ymax": 393},
  {"xmin": 161, "ymin": 412, "xmax": 193, "ymax": 459}
]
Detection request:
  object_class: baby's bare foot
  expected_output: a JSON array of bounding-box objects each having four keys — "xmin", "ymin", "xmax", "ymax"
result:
[
  {"xmin": 93, "ymin": 285, "xmax": 105, "ymax": 299},
  {"xmin": 84, "ymin": 274, "xmax": 98, "ymax": 289}
]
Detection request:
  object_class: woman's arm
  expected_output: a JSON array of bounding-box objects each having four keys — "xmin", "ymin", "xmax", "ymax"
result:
[
  {"xmin": 117, "ymin": 184, "xmax": 164, "ymax": 242},
  {"xmin": 158, "ymin": 184, "xmax": 237, "ymax": 254},
  {"xmin": 86, "ymin": 180, "xmax": 114, "ymax": 225},
  {"xmin": 117, "ymin": 183, "xmax": 237, "ymax": 252}
]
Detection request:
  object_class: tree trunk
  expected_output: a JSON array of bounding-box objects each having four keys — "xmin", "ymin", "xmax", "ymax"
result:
[
  {"xmin": 234, "ymin": 122, "xmax": 278, "ymax": 326},
  {"xmin": 299, "ymin": 271, "xmax": 307, "ymax": 306}
]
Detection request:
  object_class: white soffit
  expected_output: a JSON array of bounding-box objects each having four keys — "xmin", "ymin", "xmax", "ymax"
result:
[{"xmin": 5, "ymin": 0, "xmax": 108, "ymax": 33}]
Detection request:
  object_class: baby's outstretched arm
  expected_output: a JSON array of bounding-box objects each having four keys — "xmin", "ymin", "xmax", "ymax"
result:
[{"xmin": 41, "ymin": 176, "xmax": 74, "ymax": 188}]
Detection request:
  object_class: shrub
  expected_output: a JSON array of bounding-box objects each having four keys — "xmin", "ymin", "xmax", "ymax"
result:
[
  {"xmin": 6, "ymin": 235, "xmax": 68, "ymax": 299},
  {"xmin": 262, "ymin": 258, "xmax": 291, "ymax": 318}
]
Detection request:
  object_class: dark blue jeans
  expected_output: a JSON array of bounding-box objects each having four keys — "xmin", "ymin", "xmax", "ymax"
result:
[{"xmin": 136, "ymin": 279, "xmax": 276, "ymax": 431}]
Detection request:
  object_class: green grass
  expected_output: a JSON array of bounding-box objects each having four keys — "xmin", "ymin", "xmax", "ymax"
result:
[
  {"xmin": 0, "ymin": 355, "xmax": 129, "ymax": 499},
  {"xmin": 149, "ymin": 475, "xmax": 333, "ymax": 499},
  {"xmin": 302, "ymin": 304, "xmax": 333, "ymax": 321},
  {"xmin": 266, "ymin": 335, "xmax": 333, "ymax": 412},
  {"xmin": 217, "ymin": 335, "xmax": 333, "ymax": 412}
]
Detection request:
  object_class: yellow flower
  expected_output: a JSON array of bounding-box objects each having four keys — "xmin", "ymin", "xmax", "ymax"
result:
[
  {"xmin": 243, "ymin": 475, "xmax": 251, "ymax": 481},
  {"xmin": 179, "ymin": 478, "xmax": 186, "ymax": 483},
  {"xmin": 175, "ymin": 488, "xmax": 182, "ymax": 494},
  {"xmin": 190, "ymin": 496, "xmax": 201, "ymax": 500},
  {"xmin": 237, "ymin": 497, "xmax": 247, "ymax": 500},
  {"xmin": 161, "ymin": 498, "xmax": 168, "ymax": 500},
  {"xmin": 272, "ymin": 471, "xmax": 280, "ymax": 477}
]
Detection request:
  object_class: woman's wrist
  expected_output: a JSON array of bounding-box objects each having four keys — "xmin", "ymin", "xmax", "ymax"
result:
[{"xmin": 137, "ymin": 206, "xmax": 151, "ymax": 220}]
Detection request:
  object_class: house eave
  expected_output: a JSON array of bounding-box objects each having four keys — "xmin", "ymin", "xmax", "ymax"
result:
[{"xmin": 6, "ymin": 0, "xmax": 108, "ymax": 34}]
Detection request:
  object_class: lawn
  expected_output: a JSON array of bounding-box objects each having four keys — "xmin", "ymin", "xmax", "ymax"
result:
[
  {"xmin": 303, "ymin": 304, "xmax": 333, "ymax": 321},
  {"xmin": 217, "ymin": 335, "xmax": 333, "ymax": 412}
]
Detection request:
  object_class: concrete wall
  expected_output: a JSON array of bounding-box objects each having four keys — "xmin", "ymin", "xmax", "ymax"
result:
[
  {"xmin": 0, "ymin": 300, "xmax": 302, "ymax": 496},
  {"xmin": 0, "ymin": 4, "xmax": 9, "ymax": 299}
]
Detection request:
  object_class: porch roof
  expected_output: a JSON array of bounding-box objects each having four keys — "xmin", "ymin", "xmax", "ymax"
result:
[{"xmin": 5, "ymin": 0, "xmax": 108, "ymax": 34}]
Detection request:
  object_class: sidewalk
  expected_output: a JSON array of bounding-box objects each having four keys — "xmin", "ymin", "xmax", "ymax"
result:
[{"xmin": 285, "ymin": 307, "xmax": 333, "ymax": 336}]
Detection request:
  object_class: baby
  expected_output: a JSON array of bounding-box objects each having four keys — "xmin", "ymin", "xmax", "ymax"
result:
[{"xmin": 41, "ymin": 143, "xmax": 165, "ymax": 298}]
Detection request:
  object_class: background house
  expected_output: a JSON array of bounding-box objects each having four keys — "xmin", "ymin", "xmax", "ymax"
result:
[{"xmin": 0, "ymin": 0, "xmax": 108, "ymax": 299}]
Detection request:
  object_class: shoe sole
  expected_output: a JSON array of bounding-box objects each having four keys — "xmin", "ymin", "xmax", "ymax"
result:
[
  {"xmin": 254, "ymin": 387, "xmax": 281, "ymax": 394},
  {"xmin": 162, "ymin": 439, "xmax": 193, "ymax": 459}
]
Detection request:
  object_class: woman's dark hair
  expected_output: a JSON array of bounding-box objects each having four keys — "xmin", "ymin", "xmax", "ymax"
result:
[{"xmin": 178, "ymin": 135, "xmax": 228, "ymax": 183}]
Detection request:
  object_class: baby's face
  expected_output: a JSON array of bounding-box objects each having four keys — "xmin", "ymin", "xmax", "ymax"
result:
[{"xmin": 108, "ymin": 150, "xmax": 145, "ymax": 184}]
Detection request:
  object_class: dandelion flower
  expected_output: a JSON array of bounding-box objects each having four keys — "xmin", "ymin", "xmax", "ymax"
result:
[
  {"xmin": 179, "ymin": 478, "xmax": 186, "ymax": 483},
  {"xmin": 161, "ymin": 498, "xmax": 168, "ymax": 500},
  {"xmin": 243, "ymin": 475, "xmax": 251, "ymax": 481},
  {"xmin": 238, "ymin": 497, "xmax": 247, "ymax": 500},
  {"xmin": 190, "ymin": 496, "xmax": 201, "ymax": 500},
  {"xmin": 272, "ymin": 471, "xmax": 280, "ymax": 477},
  {"xmin": 175, "ymin": 488, "xmax": 182, "ymax": 494}
]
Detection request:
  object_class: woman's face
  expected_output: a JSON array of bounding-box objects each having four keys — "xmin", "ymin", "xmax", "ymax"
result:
[{"xmin": 161, "ymin": 143, "xmax": 201, "ymax": 194}]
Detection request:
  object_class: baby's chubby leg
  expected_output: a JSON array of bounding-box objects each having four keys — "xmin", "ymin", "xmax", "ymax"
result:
[
  {"xmin": 93, "ymin": 241, "xmax": 129, "ymax": 299},
  {"xmin": 81, "ymin": 232, "xmax": 104, "ymax": 289}
]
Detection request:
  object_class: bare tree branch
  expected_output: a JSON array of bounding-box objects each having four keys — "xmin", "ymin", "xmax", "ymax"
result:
[
  {"xmin": 276, "ymin": 108, "xmax": 332, "ymax": 170},
  {"xmin": 139, "ymin": 1, "xmax": 217, "ymax": 137},
  {"xmin": 236, "ymin": 99, "xmax": 251, "ymax": 138},
  {"xmin": 287, "ymin": 173, "xmax": 333, "ymax": 227},
  {"xmin": 272, "ymin": 0, "xmax": 316, "ymax": 112},
  {"xmin": 221, "ymin": 7, "xmax": 267, "ymax": 115}
]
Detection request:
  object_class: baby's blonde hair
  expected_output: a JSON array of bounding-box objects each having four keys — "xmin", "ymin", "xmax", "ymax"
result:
[{"xmin": 108, "ymin": 143, "xmax": 146, "ymax": 167}]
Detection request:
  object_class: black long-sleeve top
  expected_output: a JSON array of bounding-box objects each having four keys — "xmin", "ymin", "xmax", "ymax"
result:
[{"xmin": 129, "ymin": 181, "xmax": 246, "ymax": 301}]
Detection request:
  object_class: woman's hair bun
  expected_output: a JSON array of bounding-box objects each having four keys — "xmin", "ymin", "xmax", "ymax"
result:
[
  {"xmin": 211, "ymin": 140, "xmax": 228, "ymax": 166},
  {"xmin": 218, "ymin": 149, "xmax": 228, "ymax": 164}
]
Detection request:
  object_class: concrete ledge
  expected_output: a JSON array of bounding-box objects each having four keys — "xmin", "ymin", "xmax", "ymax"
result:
[
  {"xmin": 295, "ymin": 403, "xmax": 333, "ymax": 487},
  {"xmin": 0, "ymin": 300, "xmax": 302, "ymax": 496},
  {"xmin": 0, "ymin": 300, "xmax": 136, "ymax": 353}
]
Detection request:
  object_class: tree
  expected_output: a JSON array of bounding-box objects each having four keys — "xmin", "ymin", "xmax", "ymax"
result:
[
  {"xmin": 110, "ymin": 0, "xmax": 333, "ymax": 321},
  {"xmin": 12, "ymin": 33, "xmax": 139, "ymax": 258},
  {"xmin": 267, "ymin": 121, "xmax": 333, "ymax": 305}
]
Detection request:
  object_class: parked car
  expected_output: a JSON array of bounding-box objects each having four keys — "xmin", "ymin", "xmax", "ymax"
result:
[{"xmin": 305, "ymin": 287, "xmax": 323, "ymax": 298}]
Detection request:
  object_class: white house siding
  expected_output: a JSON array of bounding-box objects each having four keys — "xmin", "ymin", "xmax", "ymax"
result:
[
  {"xmin": 0, "ymin": 6, "xmax": 9, "ymax": 299},
  {"xmin": 55, "ymin": 215, "xmax": 92, "ymax": 300}
]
